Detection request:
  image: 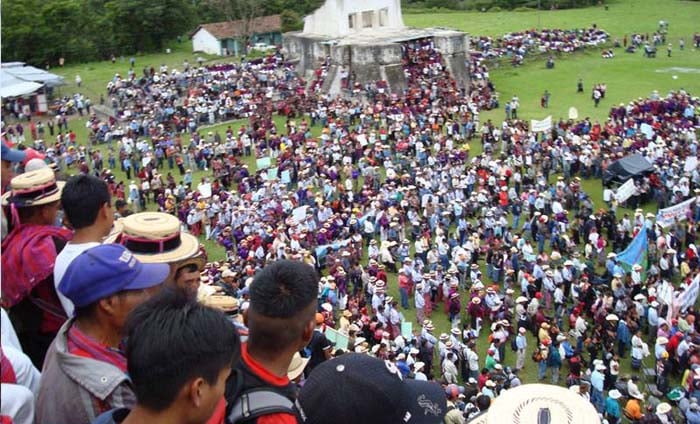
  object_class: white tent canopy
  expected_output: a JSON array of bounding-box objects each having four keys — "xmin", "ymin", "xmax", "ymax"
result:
[
  {"xmin": 0, "ymin": 62, "xmax": 65, "ymax": 98},
  {"xmin": 0, "ymin": 80, "xmax": 43, "ymax": 98}
]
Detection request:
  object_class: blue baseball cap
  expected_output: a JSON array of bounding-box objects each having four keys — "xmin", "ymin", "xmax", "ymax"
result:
[
  {"xmin": 59, "ymin": 244, "xmax": 170, "ymax": 308},
  {"xmin": 1, "ymin": 142, "xmax": 26, "ymax": 163}
]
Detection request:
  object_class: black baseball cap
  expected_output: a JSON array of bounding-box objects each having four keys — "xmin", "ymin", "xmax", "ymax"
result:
[{"xmin": 297, "ymin": 353, "xmax": 447, "ymax": 424}]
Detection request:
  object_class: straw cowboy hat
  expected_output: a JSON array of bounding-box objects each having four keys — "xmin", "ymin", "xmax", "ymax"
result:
[
  {"xmin": 104, "ymin": 212, "xmax": 201, "ymax": 265},
  {"xmin": 287, "ymin": 352, "xmax": 310, "ymax": 381},
  {"xmin": 1, "ymin": 168, "xmax": 64, "ymax": 207}
]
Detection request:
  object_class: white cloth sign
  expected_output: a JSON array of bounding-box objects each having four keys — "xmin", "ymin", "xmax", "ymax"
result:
[
  {"xmin": 640, "ymin": 123, "xmax": 654, "ymax": 140},
  {"xmin": 684, "ymin": 157, "xmax": 698, "ymax": 173},
  {"xmin": 531, "ymin": 116, "xmax": 552, "ymax": 133},
  {"xmin": 292, "ymin": 205, "xmax": 308, "ymax": 224},
  {"xmin": 656, "ymin": 197, "xmax": 695, "ymax": 227},
  {"xmin": 568, "ymin": 107, "xmax": 578, "ymax": 120},
  {"xmin": 615, "ymin": 179, "xmax": 636, "ymax": 203},
  {"xmin": 680, "ymin": 276, "xmax": 700, "ymax": 312},
  {"xmin": 198, "ymin": 182, "xmax": 212, "ymax": 198}
]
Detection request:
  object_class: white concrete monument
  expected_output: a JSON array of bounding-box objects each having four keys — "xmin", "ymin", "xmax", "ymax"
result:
[{"xmin": 302, "ymin": 0, "xmax": 405, "ymax": 38}]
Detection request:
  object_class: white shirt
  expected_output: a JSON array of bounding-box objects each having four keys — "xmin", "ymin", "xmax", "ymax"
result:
[{"xmin": 53, "ymin": 242, "xmax": 100, "ymax": 316}]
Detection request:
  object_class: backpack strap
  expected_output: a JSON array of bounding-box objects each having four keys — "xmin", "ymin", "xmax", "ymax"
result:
[{"xmin": 228, "ymin": 388, "xmax": 297, "ymax": 423}]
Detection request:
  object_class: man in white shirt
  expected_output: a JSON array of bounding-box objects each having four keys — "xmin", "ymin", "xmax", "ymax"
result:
[{"xmin": 54, "ymin": 175, "xmax": 115, "ymax": 316}]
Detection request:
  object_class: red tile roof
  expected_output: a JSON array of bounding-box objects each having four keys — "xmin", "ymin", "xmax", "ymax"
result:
[{"xmin": 193, "ymin": 15, "xmax": 282, "ymax": 40}]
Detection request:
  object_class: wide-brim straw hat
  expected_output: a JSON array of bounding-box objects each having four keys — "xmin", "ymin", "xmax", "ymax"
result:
[
  {"xmin": 484, "ymin": 383, "xmax": 600, "ymax": 424},
  {"xmin": 287, "ymin": 352, "xmax": 310, "ymax": 380},
  {"xmin": 1, "ymin": 168, "xmax": 64, "ymax": 207},
  {"xmin": 104, "ymin": 212, "xmax": 200, "ymax": 264},
  {"xmin": 201, "ymin": 295, "xmax": 239, "ymax": 312}
]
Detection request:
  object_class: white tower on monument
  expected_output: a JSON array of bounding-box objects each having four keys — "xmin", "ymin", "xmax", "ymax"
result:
[{"xmin": 302, "ymin": 0, "xmax": 405, "ymax": 38}]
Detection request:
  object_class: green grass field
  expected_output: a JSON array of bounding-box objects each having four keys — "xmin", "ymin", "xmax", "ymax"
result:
[
  {"xmin": 35, "ymin": 0, "xmax": 700, "ymax": 400},
  {"xmin": 404, "ymin": 0, "xmax": 700, "ymax": 38}
]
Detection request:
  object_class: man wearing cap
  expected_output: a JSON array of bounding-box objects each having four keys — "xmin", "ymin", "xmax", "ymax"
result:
[
  {"xmin": 106, "ymin": 212, "xmax": 204, "ymax": 299},
  {"xmin": 36, "ymin": 244, "xmax": 169, "ymax": 424},
  {"xmin": 1, "ymin": 168, "xmax": 72, "ymax": 367},
  {"xmin": 444, "ymin": 384, "xmax": 465, "ymax": 424},
  {"xmin": 296, "ymin": 353, "xmax": 446, "ymax": 424},
  {"xmin": 648, "ymin": 301, "xmax": 660, "ymax": 342},
  {"xmin": 605, "ymin": 389, "xmax": 622, "ymax": 424},
  {"xmin": 304, "ymin": 314, "xmax": 332, "ymax": 378},
  {"xmin": 590, "ymin": 363, "xmax": 606, "ymax": 413}
]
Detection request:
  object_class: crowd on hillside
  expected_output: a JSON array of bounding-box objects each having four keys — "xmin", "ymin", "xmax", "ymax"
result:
[
  {"xmin": 472, "ymin": 27, "xmax": 610, "ymax": 65},
  {"xmin": 2, "ymin": 35, "xmax": 700, "ymax": 424}
]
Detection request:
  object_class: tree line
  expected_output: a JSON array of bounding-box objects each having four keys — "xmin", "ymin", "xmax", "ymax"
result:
[{"xmin": 1, "ymin": 0, "xmax": 323, "ymax": 66}]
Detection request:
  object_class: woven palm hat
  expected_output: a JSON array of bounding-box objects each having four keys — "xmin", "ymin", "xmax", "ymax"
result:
[
  {"xmin": 1, "ymin": 168, "xmax": 64, "ymax": 207},
  {"xmin": 287, "ymin": 352, "xmax": 310, "ymax": 381},
  {"xmin": 485, "ymin": 384, "xmax": 600, "ymax": 424},
  {"xmin": 201, "ymin": 295, "xmax": 239, "ymax": 312},
  {"xmin": 104, "ymin": 212, "xmax": 200, "ymax": 264}
]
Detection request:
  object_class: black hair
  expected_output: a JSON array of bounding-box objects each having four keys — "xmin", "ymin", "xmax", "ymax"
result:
[
  {"xmin": 476, "ymin": 394, "xmax": 491, "ymax": 411},
  {"xmin": 125, "ymin": 288, "xmax": 239, "ymax": 411},
  {"xmin": 247, "ymin": 260, "xmax": 318, "ymax": 351},
  {"xmin": 61, "ymin": 174, "xmax": 110, "ymax": 229},
  {"xmin": 249, "ymin": 260, "xmax": 318, "ymax": 319},
  {"xmin": 174, "ymin": 263, "xmax": 199, "ymax": 280}
]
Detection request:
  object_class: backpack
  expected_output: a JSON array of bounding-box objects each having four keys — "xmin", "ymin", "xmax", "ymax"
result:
[
  {"xmin": 228, "ymin": 388, "xmax": 298, "ymax": 423},
  {"xmin": 511, "ymin": 337, "xmax": 518, "ymax": 352},
  {"xmin": 226, "ymin": 364, "xmax": 300, "ymax": 424}
]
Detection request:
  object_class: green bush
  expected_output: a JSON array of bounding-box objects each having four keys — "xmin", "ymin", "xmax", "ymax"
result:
[{"xmin": 489, "ymin": 6, "xmax": 504, "ymax": 11}]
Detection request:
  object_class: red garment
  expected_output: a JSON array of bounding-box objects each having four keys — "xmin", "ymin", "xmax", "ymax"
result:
[
  {"xmin": 240, "ymin": 345, "xmax": 297, "ymax": 424},
  {"xmin": 1, "ymin": 223, "xmax": 72, "ymax": 308},
  {"xmin": 398, "ymin": 273, "xmax": 412, "ymax": 291},
  {"xmin": 205, "ymin": 398, "xmax": 226, "ymax": 424},
  {"xmin": 66, "ymin": 324, "xmax": 128, "ymax": 373},
  {"xmin": 0, "ymin": 348, "xmax": 17, "ymax": 384}
]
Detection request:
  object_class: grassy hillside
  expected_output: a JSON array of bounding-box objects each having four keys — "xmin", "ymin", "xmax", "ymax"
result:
[{"xmin": 404, "ymin": 0, "xmax": 700, "ymax": 38}]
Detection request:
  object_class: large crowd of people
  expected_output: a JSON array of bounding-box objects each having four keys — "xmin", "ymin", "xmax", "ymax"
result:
[
  {"xmin": 1, "ymin": 26, "xmax": 700, "ymax": 424},
  {"xmin": 471, "ymin": 27, "xmax": 610, "ymax": 66}
]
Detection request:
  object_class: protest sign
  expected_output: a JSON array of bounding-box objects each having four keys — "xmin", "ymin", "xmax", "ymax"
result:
[
  {"xmin": 568, "ymin": 107, "xmax": 578, "ymax": 120},
  {"xmin": 198, "ymin": 182, "xmax": 212, "ymax": 198},
  {"xmin": 401, "ymin": 322, "xmax": 413, "ymax": 339},
  {"xmin": 615, "ymin": 179, "xmax": 636, "ymax": 203},
  {"xmin": 531, "ymin": 116, "xmax": 552, "ymax": 132},
  {"xmin": 281, "ymin": 170, "xmax": 291, "ymax": 184},
  {"xmin": 656, "ymin": 198, "xmax": 695, "ymax": 227},
  {"xmin": 680, "ymin": 276, "xmax": 700, "ymax": 312},
  {"xmin": 256, "ymin": 156, "xmax": 272, "ymax": 170}
]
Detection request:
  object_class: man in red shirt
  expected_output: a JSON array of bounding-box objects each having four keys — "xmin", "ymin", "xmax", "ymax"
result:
[
  {"xmin": 1, "ymin": 167, "xmax": 71, "ymax": 367},
  {"xmin": 225, "ymin": 260, "xmax": 319, "ymax": 424}
]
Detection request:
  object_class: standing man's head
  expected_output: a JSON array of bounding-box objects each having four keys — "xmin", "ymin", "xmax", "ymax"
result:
[
  {"xmin": 123, "ymin": 289, "xmax": 240, "ymax": 424},
  {"xmin": 61, "ymin": 174, "xmax": 113, "ymax": 236},
  {"xmin": 1, "ymin": 142, "xmax": 26, "ymax": 192},
  {"xmin": 58, "ymin": 244, "xmax": 169, "ymax": 346},
  {"xmin": 106, "ymin": 212, "xmax": 204, "ymax": 297},
  {"xmin": 247, "ymin": 260, "xmax": 319, "ymax": 365}
]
